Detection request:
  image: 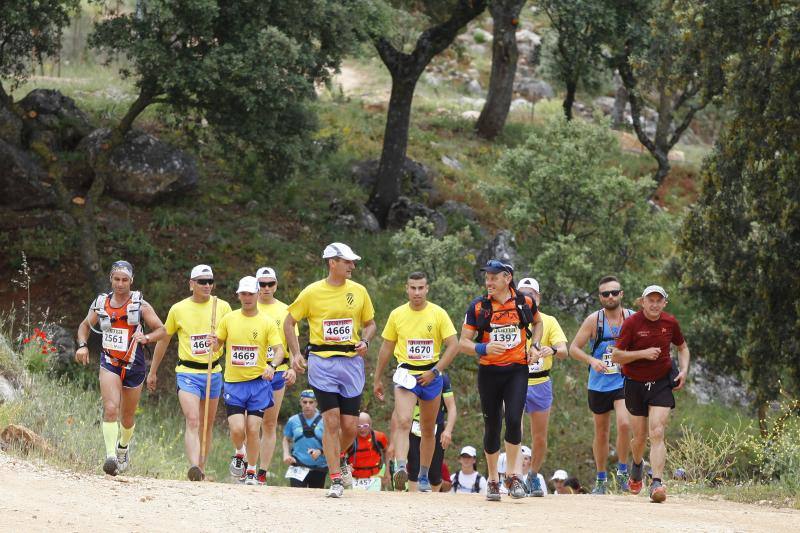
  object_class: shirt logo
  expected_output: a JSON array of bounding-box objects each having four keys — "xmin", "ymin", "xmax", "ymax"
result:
[
  {"xmin": 252, "ymin": 330, "xmax": 258, "ymax": 340},
  {"xmin": 637, "ymin": 331, "xmax": 649, "ymax": 337},
  {"xmin": 662, "ymin": 328, "xmax": 668, "ymax": 333},
  {"xmin": 346, "ymin": 293, "xmax": 355, "ymax": 307},
  {"xmin": 427, "ymin": 323, "xmax": 432, "ymax": 333}
]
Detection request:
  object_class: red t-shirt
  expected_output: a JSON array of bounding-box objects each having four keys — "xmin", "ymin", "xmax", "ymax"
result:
[
  {"xmin": 348, "ymin": 430, "xmax": 388, "ymax": 478},
  {"xmin": 616, "ymin": 310, "xmax": 685, "ymax": 382}
]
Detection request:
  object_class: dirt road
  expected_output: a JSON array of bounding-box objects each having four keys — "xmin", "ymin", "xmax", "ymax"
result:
[{"xmin": 1, "ymin": 452, "xmax": 797, "ymax": 533}]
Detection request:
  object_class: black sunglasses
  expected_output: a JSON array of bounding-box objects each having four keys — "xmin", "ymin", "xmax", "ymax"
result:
[
  {"xmin": 195, "ymin": 279, "xmax": 214, "ymax": 286},
  {"xmin": 600, "ymin": 289, "xmax": 622, "ymax": 297},
  {"xmin": 259, "ymin": 281, "xmax": 276, "ymax": 288}
]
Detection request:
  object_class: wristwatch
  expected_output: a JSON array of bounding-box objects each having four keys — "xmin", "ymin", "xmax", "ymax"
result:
[
  {"xmin": 432, "ymin": 367, "xmax": 441, "ymax": 378},
  {"xmin": 78, "ymin": 341, "xmax": 88, "ymax": 349},
  {"xmin": 267, "ymin": 362, "xmax": 277, "ymax": 370},
  {"xmin": 533, "ymin": 342, "xmax": 541, "ymax": 350},
  {"xmin": 362, "ymin": 339, "xmax": 370, "ymax": 348}
]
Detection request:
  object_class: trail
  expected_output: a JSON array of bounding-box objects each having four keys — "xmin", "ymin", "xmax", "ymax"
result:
[{"xmin": 1, "ymin": 451, "xmax": 797, "ymax": 533}]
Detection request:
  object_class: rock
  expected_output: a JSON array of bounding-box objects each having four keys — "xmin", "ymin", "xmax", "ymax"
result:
[
  {"xmin": 386, "ymin": 196, "xmax": 447, "ymax": 236},
  {"xmin": 668, "ymin": 150, "xmax": 685, "ymax": 162},
  {"xmin": 352, "ymin": 158, "xmax": 437, "ymax": 202},
  {"xmin": 422, "ymin": 72, "xmax": 442, "ymax": 87},
  {"xmin": 0, "ymin": 375, "xmax": 19, "ymax": 404},
  {"xmin": 79, "ymin": 128, "xmax": 199, "ymax": 204},
  {"xmin": 457, "ymin": 96, "xmax": 486, "ymax": 108},
  {"xmin": 515, "ymin": 29, "xmax": 541, "ymax": 46},
  {"xmin": 510, "ymin": 98, "xmax": 532, "ymax": 111},
  {"xmin": 441, "ymin": 155, "xmax": 463, "ymax": 171},
  {"xmin": 475, "ymin": 230, "xmax": 520, "ymax": 284},
  {"xmin": 0, "ymin": 424, "xmax": 52, "ymax": 454},
  {"xmin": 466, "ymin": 79, "xmax": 483, "ymax": 95},
  {"xmin": 18, "ymin": 89, "xmax": 93, "ymax": 151},
  {"xmin": 688, "ymin": 359, "xmax": 753, "ymax": 408},
  {"xmin": 468, "ymin": 44, "xmax": 487, "ymax": 56},
  {"xmin": 42, "ymin": 324, "xmax": 76, "ymax": 373},
  {"xmin": 0, "ymin": 106, "xmax": 23, "ymax": 146},
  {"xmin": 593, "ymin": 96, "xmax": 617, "ymax": 115},
  {"xmin": 461, "ymin": 110, "xmax": 481, "ymax": 120},
  {"xmin": 438, "ymin": 200, "xmax": 478, "ymax": 223},
  {"xmin": 514, "ymin": 79, "xmax": 554, "ymax": 101},
  {"xmin": 329, "ymin": 199, "xmax": 380, "ymax": 233},
  {"xmin": 0, "ymin": 139, "xmax": 56, "ymax": 209}
]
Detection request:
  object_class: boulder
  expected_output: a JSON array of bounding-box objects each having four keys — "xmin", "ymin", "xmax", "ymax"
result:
[
  {"xmin": 19, "ymin": 89, "xmax": 93, "ymax": 151},
  {"xmin": 386, "ymin": 196, "xmax": 447, "ymax": 236},
  {"xmin": 0, "ymin": 375, "xmax": 19, "ymax": 404},
  {"xmin": 329, "ymin": 199, "xmax": 380, "ymax": 233},
  {"xmin": 466, "ymin": 79, "xmax": 483, "ymax": 95},
  {"xmin": 515, "ymin": 29, "xmax": 541, "ymax": 46},
  {"xmin": 80, "ymin": 128, "xmax": 199, "ymax": 204},
  {"xmin": 0, "ymin": 139, "xmax": 56, "ymax": 209},
  {"xmin": 43, "ymin": 324, "xmax": 76, "ymax": 374},
  {"xmin": 461, "ymin": 110, "xmax": 481, "ymax": 120},
  {"xmin": 0, "ymin": 424, "xmax": 52, "ymax": 454},
  {"xmin": 514, "ymin": 79, "xmax": 554, "ymax": 101},
  {"xmin": 475, "ymin": 230, "xmax": 520, "ymax": 284},
  {"xmin": 510, "ymin": 98, "xmax": 532, "ymax": 111},
  {"xmin": 0, "ymin": 106, "xmax": 23, "ymax": 146},
  {"xmin": 353, "ymin": 158, "xmax": 437, "ymax": 202},
  {"xmin": 441, "ymin": 155, "xmax": 463, "ymax": 171}
]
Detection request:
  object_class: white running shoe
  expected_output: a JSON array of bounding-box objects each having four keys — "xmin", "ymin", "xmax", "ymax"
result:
[
  {"xmin": 115, "ymin": 443, "xmax": 130, "ymax": 473},
  {"xmin": 327, "ymin": 479, "xmax": 345, "ymax": 498},
  {"xmin": 229, "ymin": 454, "xmax": 246, "ymax": 478}
]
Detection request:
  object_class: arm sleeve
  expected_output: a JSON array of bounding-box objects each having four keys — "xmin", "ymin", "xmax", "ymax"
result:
[
  {"xmin": 381, "ymin": 311, "xmax": 398, "ymax": 342},
  {"xmin": 164, "ymin": 306, "xmax": 177, "ymax": 335},
  {"xmin": 672, "ymin": 319, "xmax": 686, "ymax": 346},
  {"xmin": 615, "ymin": 320, "xmax": 633, "ymax": 351},
  {"xmin": 548, "ymin": 318, "xmax": 568, "ymax": 345},
  {"xmin": 287, "ymin": 289, "xmax": 309, "ymax": 322},
  {"xmin": 283, "ymin": 417, "xmax": 295, "ymax": 438},
  {"xmin": 215, "ymin": 315, "xmax": 228, "ymax": 342}
]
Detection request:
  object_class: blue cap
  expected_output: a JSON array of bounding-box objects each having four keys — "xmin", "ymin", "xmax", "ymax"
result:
[
  {"xmin": 300, "ymin": 389, "xmax": 315, "ymax": 399},
  {"xmin": 480, "ymin": 259, "xmax": 513, "ymax": 274}
]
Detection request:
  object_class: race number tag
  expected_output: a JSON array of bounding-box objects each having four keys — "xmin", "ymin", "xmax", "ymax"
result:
[
  {"xmin": 190, "ymin": 334, "xmax": 211, "ymax": 357},
  {"xmin": 352, "ymin": 477, "xmax": 382, "ymax": 492},
  {"xmin": 490, "ymin": 324, "xmax": 521, "ymax": 349},
  {"xmin": 285, "ymin": 465, "xmax": 310, "ymax": 481},
  {"xmin": 231, "ymin": 345, "xmax": 258, "ymax": 367},
  {"xmin": 602, "ymin": 345, "xmax": 620, "ymax": 374},
  {"xmin": 406, "ymin": 339, "xmax": 434, "ymax": 361},
  {"xmin": 102, "ymin": 327, "xmax": 129, "ymax": 352},
  {"xmin": 528, "ymin": 357, "xmax": 545, "ymax": 373},
  {"xmin": 322, "ymin": 319, "xmax": 353, "ymax": 342}
]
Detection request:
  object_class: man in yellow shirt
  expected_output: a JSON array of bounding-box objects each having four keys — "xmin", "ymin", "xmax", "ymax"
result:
[
  {"xmin": 212, "ymin": 276, "xmax": 284, "ymax": 485},
  {"xmin": 255, "ymin": 266, "xmax": 298, "ymax": 485},
  {"xmin": 372, "ymin": 271, "xmax": 459, "ymax": 492},
  {"xmin": 515, "ymin": 277, "xmax": 568, "ymax": 497},
  {"xmin": 147, "ymin": 264, "xmax": 232, "ymax": 481},
  {"xmin": 285, "ymin": 242, "xmax": 376, "ymax": 498}
]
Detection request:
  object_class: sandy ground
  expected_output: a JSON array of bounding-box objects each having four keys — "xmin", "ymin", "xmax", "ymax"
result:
[{"xmin": 1, "ymin": 451, "xmax": 798, "ymax": 533}]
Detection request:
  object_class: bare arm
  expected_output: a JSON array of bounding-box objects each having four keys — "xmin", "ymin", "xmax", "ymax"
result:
[
  {"xmin": 136, "ymin": 303, "xmax": 165, "ymax": 344},
  {"xmin": 283, "ymin": 313, "xmax": 305, "ymax": 373},
  {"xmin": 569, "ymin": 312, "xmax": 606, "ymax": 370},
  {"xmin": 282, "ymin": 435, "xmax": 296, "ymax": 465},
  {"xmin": 436, "ymin": 335, "xmax": 460, "ymax": 372},
  {"xmin": 674, "ymin": 342, "xmax": 690, "ymax": 390},
  {"xmin": 146, "ymin": 333, "xmax": 173, "ymax": 392},
  {"xmin": 372, "ymin": 339, "xmax": 395, "ymax": 401},
  {"xmin": 552, "ymin": 341, "xmax": 568, "ymax": 360},
  {"xmin": 75, "ymin": 309, "xmax": 98, "ymax": 365},
  {"xmin": 441, "ymin": 393, "xmax": 457, "ymax": 449},
  {"xmin": 356, "ymin": 319, "xmax": 377, "ymax": 357}
]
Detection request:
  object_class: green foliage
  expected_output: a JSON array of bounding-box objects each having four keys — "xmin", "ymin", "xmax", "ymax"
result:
[
  {"xmin": 668, "ymin": 422, "xmax": 752, "ymax": 484},
  {"xmin": 490, "ymin": 117, "xmax": 670, "ymax": 313}
]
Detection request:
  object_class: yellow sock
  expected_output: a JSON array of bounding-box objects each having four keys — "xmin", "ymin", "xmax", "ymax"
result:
[
  {"xmin": 119, "ymin": 424, "xmax": 135, "ymax": 447},
  {"xmin": 102, "ymin": 421, "xmax": 118, "ymax": 458}
]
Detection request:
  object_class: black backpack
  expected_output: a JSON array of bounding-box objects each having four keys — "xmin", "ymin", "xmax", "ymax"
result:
[
  {"xmin": 474, "ymin": 289, "xmax": 537, "ymax": 344},
  {"xmin": 299, "ymin": 414, "xmax": 323, "ymax": 448}
]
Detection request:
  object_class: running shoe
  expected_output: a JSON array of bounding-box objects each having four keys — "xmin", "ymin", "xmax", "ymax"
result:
[
  {"xmin": 393, "ymin": 467, "xmax": 408, "ymax": 492},
  {"xmin": 417, "ymin": 475, "xmax": 432, "ymax": 492},
  {"xmin": 257, "ymin": 471, "xmax": 267, "ymax": 486},
  {"xmin": 229, "ymin": 454, "xmax": 246, "ymax": 478},
  {"xmin": 244, "ymin": 470, "xmax": 258, "ymax": 486},
  {"xmin": 591, "ymin": 479, "xmax": 608, "ymax": 495},
  {"xmin": 327, "ymin": 479, "xmax": 345, "ymax": 498},
  {"xmin": 649, "ymin": 480, "xmax": 667, "ymax": 503},
  {"xmin": 528, "ymin": 474, "xmax": 544, "ymax": 497},
  {"xmin": 486, "ymin": 481, "xmax": 502, "ymax": 501},
  {"xmin": 339, "ymin": 459, "xmax": 353, "ymax": 488},
  {"xmin": 616, "ymin": 470, "xmax": 630, "ymax": 492},
  {"xmin": 102, "ymin": 456, "xmax": 118, "ymax": 476},
  {"xmin": 629, "ymin": 462, "xmax": 644, "ymax": 495},
  {"xmin": 115, "ymin": 443, "xmax": 130, "ymax": 473},
  {"xmin": 628, "ymin": 478, "xmax": 643, "ymax": 495},
  {"xmin": 509, "ymin": 475, "xmax": 527, "ymax": 499},
  {"xmin": 187, "ymin": 465, "xmax": 204, "ymax": 481}
]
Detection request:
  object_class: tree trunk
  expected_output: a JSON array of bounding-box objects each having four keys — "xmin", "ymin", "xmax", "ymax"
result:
[
  {"xmin": 475, "ymin": 0, "xmax": 525, "ymax": 139},
  {"xmin": 611, "ymin": 71, "xmax": 627, "ymax": 129},
  {"xmin": 563, "ymin": 78, "xmax": 577, "ymax": 120}
]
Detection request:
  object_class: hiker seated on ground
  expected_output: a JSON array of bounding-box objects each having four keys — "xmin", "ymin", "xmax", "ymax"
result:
[
  {"xmin": 564, "ymin": 476, "xmax": 587, "ymax": 494},
  {"xmin": 551, "ymin": 469, "xmax": 570, "ymax": 494},
  {"xmin": 450, "ymin": 446, "xmax": 487, "ymax": 495},
  {"xmin": 346, "ymin": 412, "xmax": 389, "ymax": 490}
]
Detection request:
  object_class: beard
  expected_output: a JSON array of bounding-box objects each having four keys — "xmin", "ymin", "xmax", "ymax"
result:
[{"xmin": 602, "ymin": 300, "xmax": 621, "ymax": 311}]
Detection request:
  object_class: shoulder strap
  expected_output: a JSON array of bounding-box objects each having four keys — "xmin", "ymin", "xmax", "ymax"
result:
[
  {"xmin": 473, "ymin": 473, "xmax": 483, "ymax": 493},
  {"xmin": 93, "ymin": 293, "xmax": 109, "ymax": 312},
  {"xmin": 590, "ymin": 309, "xmax": 605, "ymax": 354},
  {"xmin": 474, "ymin": 297, "xmax": 494, "ymax": 341},
  {"xmin": 515, "ymin": 292, "xmax": 535, "ymax": 338},
  {"xmin": 300, "ymin": 414, "xmax": 323, "ymax": 447},
  {"xmin": 130, "ymin": 291, "xmax": 142, "ymax": 304},
  {"xmin": 452, "ymin": 471, "xmax": 461, "ymax": 491}
]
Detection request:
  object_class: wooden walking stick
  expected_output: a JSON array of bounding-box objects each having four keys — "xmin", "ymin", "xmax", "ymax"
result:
[{"xmin": 199, "ymin": 295, "xmax": 218, "ymax": 473}]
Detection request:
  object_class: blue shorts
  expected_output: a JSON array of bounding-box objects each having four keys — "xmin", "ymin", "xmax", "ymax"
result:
[
  {"xmin": 307, "ymin": 354, "xmax": 364, "ymax": 398},
  {"xmin": 100, "ymin": 354, "xmax": 145, "ymax": 389},
  {"xmin": 271, "ymin": 370, "xmax": 286, "ymax": 391},
  {"xmin": 525, "ymin": 380, "xmax": 553, "ymax": 413},
  {"xmin": 396, "ymin": 373, "xmax": 443, "ymax": 401},
  {"xmin": 176, "ymin": 372, "xmax": 222, "ymax": 400},
  {"xmin": 224, "ymin": 378, "xmax": 274, "ymax": 413}
]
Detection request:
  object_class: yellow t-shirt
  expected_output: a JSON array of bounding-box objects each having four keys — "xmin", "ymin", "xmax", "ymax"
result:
[
  {"xmin": 381, "ymin": 302, "xmax": 456, "ymax": 373},
  {"xmin": 257, "ymin": 299, "xmax": 297, "ymax": 372},
  {"xmin": 287, "ymin": 279, "xmax": 375, "ymax": 357},
  {"xmin": 215, "ymin": 309, "xmax": 282, "ymax": 382},
  {"xmin": 527, "ymin": 312, "xmax": 568, "ymax": 386},
  {"xmin": 164, "ymin": 297, "xmax": 232, "ymax": 374}
]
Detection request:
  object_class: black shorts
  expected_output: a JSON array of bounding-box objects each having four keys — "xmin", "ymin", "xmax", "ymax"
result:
[
  {"xmin": 623, "ymin": 376, "xmax": 675, "ymax": 417},
  {"xmin": 588, "ymin": 387, "xmax": 626, "ymax": 415},
  {"xmin": 407, "ymin": 423, "xmax": 445, "ymax": 484},
  {"xmin": 312, "ymin": 387, "xmax": 362, "ymax": 417}
]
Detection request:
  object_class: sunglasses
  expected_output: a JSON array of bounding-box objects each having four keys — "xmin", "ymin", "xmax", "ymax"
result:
[
  {"xmin": 259, "ymin": 281, "xmax": 277, "ymax": 288},
  {"xmin": 195, "ymin": 279, "xmax": 214, "ymax": 286},
  {"xmin": 357, "ymin": 424, "xmax": 370, "ymax": 429},
  {"xmin": 600, "ymin": 290, "xmax": 622, "ymax": 297}
]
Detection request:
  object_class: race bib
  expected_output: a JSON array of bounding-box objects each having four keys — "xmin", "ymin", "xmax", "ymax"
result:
[
  {"xmin": 490, "ymin": 324, "xmax": 521, "ymax": 349},
  {"xmin": 406, "ymin": 339, "xmax": 434, "ymax": 361},
  {"xmin": 602, "ymin": 345, "xmax": 620, "ymax": 374},
  {"xmin": 102, "ymin": 327, "xmax": 129, "ymax": 352},
  {"xmin": 322, "ymin": 319, "xmax": 353, "ymax": 342},
  {"xmin": 528, "ymin": 357, "xmax": 545, "ymax": 373},
  {"xmin": 231, "ymin": 345, "xmax": 258, "ymax": 367},
  {"xmin": 285, "ymin": 465, "xmax": 310, "ymax": 481},
  {"xmin": 190, "ymin": 334, "xmax": 211, "ymax": 357},
  {"xmin": 352, "ymin": 477, "xmax": 382, "ymax": 492}
]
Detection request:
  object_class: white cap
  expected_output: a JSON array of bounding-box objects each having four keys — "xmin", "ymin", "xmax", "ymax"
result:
[
  {"xmin": 551, "ymin": 469, "xmax": 568, "ymax": 481},
  {"xmin": 236, "ymin": 276, "xmax": 258, "ymax": 294},
  {"xmin": 255, "ymin": 267, "xmax": 277, "ymax": 281},
  {"xmin": 642, "ymin": 285, "xmax": 668, "ymax": 299},
  {"xmin": 518, "ymin": 278, "xmax": 540, "ymax": 292},
  {"xmin": 322, "ymin": 242, "xmax": 361, "ymax": 261},
  {"xmin": 460, "ymin": 445, "xmax": 477, "ymax": 457},
  {"xmin": 520, "ymin": 445, "xmax": 532, "ymax": 457},
  {"xmin": 190, "ymin": 264, "xmax": 213, "ymax": 279}
]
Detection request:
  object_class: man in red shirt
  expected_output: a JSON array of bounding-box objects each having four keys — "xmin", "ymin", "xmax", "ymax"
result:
[
  {"xmin": 612, "ymin": 285, "xmax": 690, "ymax": 503},
  {"xmin": 347, "ymin": 412, "xmax": 389, "ymax": 487}
]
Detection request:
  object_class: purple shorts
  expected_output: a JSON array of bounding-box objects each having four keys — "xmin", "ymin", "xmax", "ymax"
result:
[
  {"xmin": 525, "ymin": 380, "xmax": 553, "ymax": 413},
  {"xmin": 307, "ymin": 353, "xmax": 364, "ymax": 398}
]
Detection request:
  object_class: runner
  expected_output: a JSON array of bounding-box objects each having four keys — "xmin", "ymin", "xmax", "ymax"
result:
[
  {"xmin": 147, "ymin": 264, "xmax": 232, "ymax": 481},
  {"xmin": 346, "ymin": 412, "xmax": 389, "ymax": 491},
  {"xmin": 372, "ymin": 271, "xmax": 459, "ymax": 492},
  {"xmin": 255, "ymin": 266, "xmax": 298, "ymax": 485},
  {"xmin": 283, "ymin": 389, "xmax": 328, "ymax": 488},
  {"xmin": 569, "ymin": 275, "xmax": 633, "ymax": 494},
  {"xmin": 459, "ymin": 259, "xmax": 543, "ymax": 501},
  {"xmin": 514, "ymin": 277, "xmax": 567, "ymax": 497},
  {"xmin": 75, "ymin": 260, "xmax": 165, "ymax": 476},
  {"xmin": 211, "ymin": 276, "xmax": 284, "ymax": 485},
  {"xmin": 611, "ymin": 285, "xmax": 690, "ymax": 503},
  {"xmin": 285, "ymin": 242, "xmax": 376, "ymax": 498}
]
